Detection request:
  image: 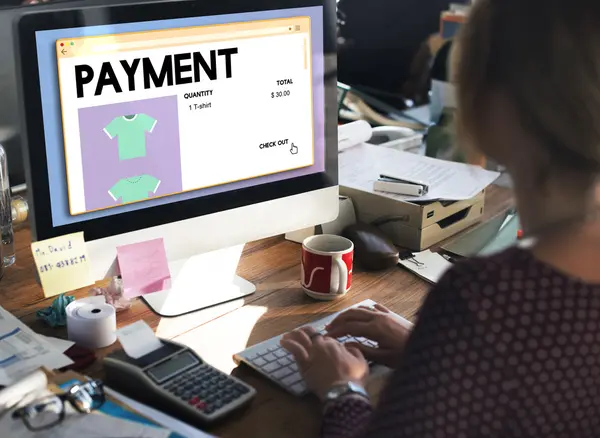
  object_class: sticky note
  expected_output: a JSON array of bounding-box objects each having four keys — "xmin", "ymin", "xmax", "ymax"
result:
[
  {"xmin": 31, "ymin": 232, "xmax": 95, "ymax": 298},
  {"xmin": 116, "ymin": 238, "xmax": 171, "ymax": 298}
]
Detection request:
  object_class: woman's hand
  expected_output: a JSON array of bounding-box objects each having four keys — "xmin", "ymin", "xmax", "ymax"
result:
[
  {"xmin": 325, "ymin": 304, "xmax": 411, "ymax": 368},
  {"xmin": 281, "ymin": 326, "xmax": 369, "ymax": 401}
]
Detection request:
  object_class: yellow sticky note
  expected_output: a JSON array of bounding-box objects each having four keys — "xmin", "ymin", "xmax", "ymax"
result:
[{"xmin": 31, "ymin": 232, "xmax": 95, "ymax": 298}]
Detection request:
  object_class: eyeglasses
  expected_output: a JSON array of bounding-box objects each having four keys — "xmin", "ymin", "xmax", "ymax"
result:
[{"xmin": 11, "ymin": 379, "xmax": 105, "ymax": 431}]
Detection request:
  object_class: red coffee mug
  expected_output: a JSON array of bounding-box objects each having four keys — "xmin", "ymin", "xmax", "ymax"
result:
[{"xmin": 301, "ymin": 234, "xmax": 354, "ymax": 300}]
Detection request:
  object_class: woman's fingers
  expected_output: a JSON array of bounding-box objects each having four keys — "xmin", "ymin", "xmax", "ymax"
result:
[
  {"xmin": 344, "ymin": 341, "xmax": 389, "ymax": 363},
  {"xmin": 326, "ymin": 320, "xmax": 380, "ymax": 339},
  {"xmin": 373, "ymin": 303, "xmax": 390, "ymax": 313},
  {"xmin": 280, "ymin": 338, "xmax": 310, "ymax": 365},
  {"xmin": 345, "ymin": 344, "xmax": 365, "ymax": 360},
  {"xmin": 286, "ymin": 327, "xmax": 314, "ymax": 351},
  {"xmin": 326, "ymin": 308, "xmax": 376, "ymax": 331}
]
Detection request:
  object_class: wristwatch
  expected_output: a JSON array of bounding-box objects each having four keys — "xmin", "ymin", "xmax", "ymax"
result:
[{"xmin": 324, "ymin": 381, "xmax": 369, "ymax": 403}]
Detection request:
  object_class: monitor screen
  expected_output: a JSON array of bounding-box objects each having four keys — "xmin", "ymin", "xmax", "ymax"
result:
[{"xmin": 33, "ymin": 6, "xmax": 326, "ymax": 227}]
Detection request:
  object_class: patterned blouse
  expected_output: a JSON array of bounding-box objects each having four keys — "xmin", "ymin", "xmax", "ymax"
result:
[{"xmin": 322, "ymin": 246, "xmax": 600, "ymax": 437}]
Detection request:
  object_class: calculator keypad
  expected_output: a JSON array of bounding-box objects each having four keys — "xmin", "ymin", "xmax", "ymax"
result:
[{"xmin": 164, "ymin": 365, "xmax": 250, "ymax": 415}]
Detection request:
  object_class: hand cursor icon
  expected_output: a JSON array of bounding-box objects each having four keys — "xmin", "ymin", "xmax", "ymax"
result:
[{"xmin": 290, "ymin": 143, "xmax": 298, "ymax": 155}]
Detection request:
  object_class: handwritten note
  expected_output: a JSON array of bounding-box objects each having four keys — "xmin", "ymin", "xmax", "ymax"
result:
[
  {"xmin": 31, "ymin": 232, "xmax": 94, "ymax": 298},
  {"xmin": 116, "ymin": 238, "xmax": 171, "ymax": 298}
]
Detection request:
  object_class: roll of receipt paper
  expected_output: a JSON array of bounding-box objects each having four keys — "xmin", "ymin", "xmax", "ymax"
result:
[{"xmin": 66, "ymin": 296, "xmax": 117, "ymax": 349}]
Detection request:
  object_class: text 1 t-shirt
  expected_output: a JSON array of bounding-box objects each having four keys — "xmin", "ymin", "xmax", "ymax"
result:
[
  {"xmin": 109, "ymin": 174, "xmax": 161, "ymax": 204},
  {"xmin": 104, "ymin": 114, "xmax": 157, "ymax": 160}
]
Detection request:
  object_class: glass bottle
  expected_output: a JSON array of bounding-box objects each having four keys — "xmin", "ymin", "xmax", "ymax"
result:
[{"xmin": 0, "ymin": 145, "xmax": 15, "ymax": 267}]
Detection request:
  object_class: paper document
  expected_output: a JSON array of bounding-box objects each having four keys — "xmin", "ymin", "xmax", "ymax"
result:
[
  {"xmin": 107, "ymin": 388, "xmax": 216, "ymax": 438},
  {"xmin": 0, "ymin": 401, "xmax": 170, "ymax": 438},
  {"xmin": 116, "ymin": 321, "xmax": 163, "ymax": 359},
  {"xmin": 0, "ymin": 307, "xmax": 73, "ymax": 386},
  {"xmin": 339, "ymin": 143, "xmax": 500, "ymax": 202},
  {"xmin": 40, "ymin": 335, "xmax": 76, "ymax": 353},
  {"xmin": 398, "ymin": 250, "xmax": 453, "ymax": 284},
  {"xmin": 0, "ymin": 370, "xmax": 48, "ymax": 411},
  {"xmin": 0, "ymin": 373, "xmax": 171, "ymax": 438},
  {"xmin": 31, "ymin": 231, "xmax": 95, "ymax": 298}
]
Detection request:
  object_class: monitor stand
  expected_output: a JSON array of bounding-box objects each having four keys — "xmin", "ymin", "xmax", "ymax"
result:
[{"xmin": 140, "ymin": 245, "xmax": 256, "ymax": 317}]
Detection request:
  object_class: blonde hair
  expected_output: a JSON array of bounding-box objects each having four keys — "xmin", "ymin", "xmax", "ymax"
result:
[{"xmin": 453, "ymin": 0, "xmax": 600, "ymax": 173}]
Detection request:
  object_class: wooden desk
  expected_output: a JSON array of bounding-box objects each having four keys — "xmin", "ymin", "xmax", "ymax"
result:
[{"xmin": 0, "ymin": 186, "xmax": 512, "ymax": 437}]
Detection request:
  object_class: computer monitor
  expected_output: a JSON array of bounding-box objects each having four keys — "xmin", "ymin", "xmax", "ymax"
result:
[
  {"xmin": 0, "ymin": 0, "xmax": 177, "ymax": 189},
  {"xmin": 15, "ymin": 0, "xmax": 338, "ymax": 316}
]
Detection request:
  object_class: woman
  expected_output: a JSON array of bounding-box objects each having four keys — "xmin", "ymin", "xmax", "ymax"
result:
[{"xmin": 281, "ymin": 0, "xmax": 600, "ymax": 436}]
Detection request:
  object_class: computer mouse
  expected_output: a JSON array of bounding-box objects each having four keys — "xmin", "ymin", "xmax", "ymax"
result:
[{"xmin": 343, "ymin": 222, "xmax": 399, "ymax": 271}]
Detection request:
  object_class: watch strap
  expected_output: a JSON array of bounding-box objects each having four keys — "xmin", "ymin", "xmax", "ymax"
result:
[{"xmin": 324, "ymin": 381, "xmax": 369, "ymax": 403}]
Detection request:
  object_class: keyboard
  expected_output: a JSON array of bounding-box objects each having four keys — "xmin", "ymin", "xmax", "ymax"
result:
[{"xmin": 233, "ymin": 299, "xmax": 412, "ymax": 396}]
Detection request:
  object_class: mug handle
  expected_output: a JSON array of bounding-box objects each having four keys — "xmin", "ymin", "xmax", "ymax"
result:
[{"xmin": 334, "ymin": 257, "xmax": 348, "ymax": 294}]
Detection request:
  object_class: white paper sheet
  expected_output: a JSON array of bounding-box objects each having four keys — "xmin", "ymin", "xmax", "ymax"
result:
[
  {"xmin": 116, "ymin": 321, "xmax": 163, "ymax": 359},
  {"xmin": 339, "ymin": 143, "xmax": 500, "ymax": 202},
  {"xmin": 107, "ymin": 388, "xmax": 216, "ymax": 438},
  {"xmin": 0, "ymin": 307, "xmax": 73, "ymax": 386},
  {"xmin": 40, "ymin": 336, "xmax": 75, "ymax": 353},
  {"xmin": 398, "ymin": 250, "xmax": 453, "ymax": 284},
  {"xmin": 0, "ymin": 370, "xmax": 48, "ymax": 411}
]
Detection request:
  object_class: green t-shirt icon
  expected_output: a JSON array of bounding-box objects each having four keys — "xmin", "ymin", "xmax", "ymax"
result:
[
  {"xmin": 104, "ymin": 113, "xmax": 157, "ymax": 160},
  {"xmin": 108, "ymin": 174, "xmax": 161, "ymax": 204}
]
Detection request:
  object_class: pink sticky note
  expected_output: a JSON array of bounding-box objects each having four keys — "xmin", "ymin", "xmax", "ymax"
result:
[{"xmin": 116, "ymin": 238, "xmax": 171, "ymax": 298}]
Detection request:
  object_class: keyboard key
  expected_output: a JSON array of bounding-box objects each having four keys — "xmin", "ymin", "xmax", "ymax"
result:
[
  {"xmin": 263, "ymin": 353, "xmax": 277, "ymax": 362},
  {"xmin": 282, "ymin": 372, "xmax": 302, "ymax": 387},
  {"xmin": 277, "ymin": 357, "xmax": 292, "ymax": 367},
  {"xmin": 337, "ymin": 336, "xmax": 349, "ymax": 342},
  {"xmin": 267, "ymin": 345, "xmax": 280, "ymax": 352},
  {"xmin": 274, "ymin": 349, "xmax": 287, "ymax": 358},
  {"xmin": 252, "ymin": 357, "xmax": 267, "ymax": 367},
  {"xmin": 272, "ymin": 367, "xmax": 294, "ymax": 380},
  {"xmin": 291, "ymin": 381, "xmax": 307, "ymax": 394},
  {"xmin": 290, "ymin": 363, "xmax": 299, "ymax": 372},
  {"xmin": 263, "ymin": 362, "xmax": 281, "ymax": 373}
]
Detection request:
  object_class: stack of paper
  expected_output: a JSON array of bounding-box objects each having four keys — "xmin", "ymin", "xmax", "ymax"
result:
[
  {"xmin": 339, "ymin": 143, "xmax": 499, "ymax": 203},
  {"xmin": 0, "ymin": 307, "xmax": 73, "ymax": 386}
]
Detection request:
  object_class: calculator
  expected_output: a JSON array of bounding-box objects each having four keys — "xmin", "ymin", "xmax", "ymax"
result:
[{"xmin": 104, "ymin": 338, "xmax": 256, "ymax": 426}]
